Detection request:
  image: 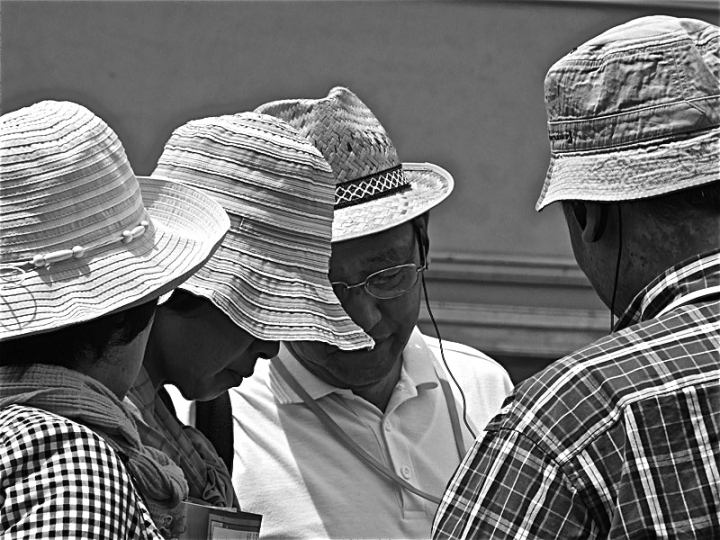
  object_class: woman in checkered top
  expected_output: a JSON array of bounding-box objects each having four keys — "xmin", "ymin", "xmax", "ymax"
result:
[{"xmin": 0, "ymin": 101, "xmax": 228, "ymax": 539}]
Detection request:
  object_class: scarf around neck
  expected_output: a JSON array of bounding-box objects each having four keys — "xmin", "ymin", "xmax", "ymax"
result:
[
  {"xmin": 126, "ymin": 366, "xmax": 238, "ymax": 509},
  {"xmin": 0, "ymin": 364, "xmax": 189, "ymax": 539}
]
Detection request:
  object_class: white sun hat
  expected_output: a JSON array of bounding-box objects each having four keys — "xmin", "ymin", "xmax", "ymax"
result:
[
  {"xmin": 152, "ymin": 112, "xmax": 374, "ymax": 351},
  {"xmin": 0, "ymin": 101, "xmax": 230, "ymax": 341},
  {"xmin": 536, "ymin": 16, "xmax": 720, "ymax": 211},
  {"xmin": 255, "ymin": 87, "xmax": 455, "ymax": 243}
]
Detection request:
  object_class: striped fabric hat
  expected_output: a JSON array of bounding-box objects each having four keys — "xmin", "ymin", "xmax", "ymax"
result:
[
  {"xmin": 255, "ymin": 87, "xmax": 454, "ymax": 242},
  {"xmin": 0, "ymin": 101, "xmax": 230, "ymax": 341},
  {"xmin": 152, "ymin": 112, "xmax": 373, "ymax": 351}
]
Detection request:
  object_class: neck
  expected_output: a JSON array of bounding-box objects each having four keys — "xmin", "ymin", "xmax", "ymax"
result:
[
  {"xmin": 352, "ymin": 359, "xmax": 403, "ymax": 412},
  {"xmin": 142, "ymin": 328, "xmax": 168, "ymax": 393},
  {"xmin": 611, "ymin": 208, "xmax": 720, "ymax": 316},
  {"xmin": 77, "ymin": 341, "xmax": 147, "ymax": 400}
]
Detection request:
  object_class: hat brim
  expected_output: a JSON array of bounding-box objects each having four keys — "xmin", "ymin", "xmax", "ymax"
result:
[
  {"xmin": 536, "ymin": 128, "xmax": 720, "ymax": 211},
  {"xmin": 332, "ymin": 162, "xmax": 454, "ymax": 242},
  {"xmin": 0, "ymin": 176, "xmax": 229, "ymax": 341},
  {"xmin": 180, "ymin": 250, "xmax": 376, "ymax": 351}
]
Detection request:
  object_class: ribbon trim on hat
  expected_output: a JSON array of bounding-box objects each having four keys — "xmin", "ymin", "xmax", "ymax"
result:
[
  {"xmin": 0, "ymin": 218, "xmax": 151, "ymax": 291},
  {"xmin": 335, "ymin": 165, "xmax": 410, "ymax": 210}
]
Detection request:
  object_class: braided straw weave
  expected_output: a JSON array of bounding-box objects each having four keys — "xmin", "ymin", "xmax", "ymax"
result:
[
  {"xmin": 256, "ymin": 87, "xmax": 454, "ymax": 242},
  {"xmin": 152, "ymin": 112, "xmax": 373, "ymax": 351},
  {"xmin": 0, "ymin": 101, "xmax": 229, "ymax": 341}
]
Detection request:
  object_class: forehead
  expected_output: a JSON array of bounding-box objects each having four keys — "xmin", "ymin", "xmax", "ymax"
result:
[{"xmin": 329, "ymin": 222, "xmax": 415, "ymax": 278}]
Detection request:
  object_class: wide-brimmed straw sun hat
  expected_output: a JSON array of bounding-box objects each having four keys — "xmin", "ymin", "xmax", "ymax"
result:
[
  {"xmin": 255, "ymin": 87, "xmax": 454, "ymax": 242},
  {"xmin": 536, "ymin": 16, "xmax": 720, "ymax": 211},
  {"xmin": 0, "ymin": 101, "xmax": 230, "ymax": 341},
  {"xmin": 152, "ymin": 112, "xmax": 373, "ymax": 351}
]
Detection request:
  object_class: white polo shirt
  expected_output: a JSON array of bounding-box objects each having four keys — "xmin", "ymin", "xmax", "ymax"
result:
[{"xmin": 230, "ymin": 327, "xmax": 512, "ymax": 539}]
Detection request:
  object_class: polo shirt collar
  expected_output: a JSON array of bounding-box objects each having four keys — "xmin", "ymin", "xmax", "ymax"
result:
[{"xmin": 615, "ymin": 249, "xmax": 720, "ymax": 330}]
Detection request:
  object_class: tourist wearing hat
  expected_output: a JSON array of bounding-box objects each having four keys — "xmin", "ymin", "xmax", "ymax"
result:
[
  {"xmin": 226, "ymin": 87, "xmax": 513, "ymax": 539},
  {"xmin": 127, "ymin": 111, "xmax": 374, "ymax": 511},
  {"xmin": 433, "ymin": 16, "xmax": 720, "ymax": 539},
  {"xmin": 0, "ymin": 101, "xmax": 229, "ymax": 538}
]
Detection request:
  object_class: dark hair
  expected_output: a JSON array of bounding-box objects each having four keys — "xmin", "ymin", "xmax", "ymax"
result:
[
  {"xmin": 0, "ymin": 299, "xmax": 157, "ymax": 369},
  {"xmin": 638, "ymin": 181, "xmax": 720, "ymax": 223}
]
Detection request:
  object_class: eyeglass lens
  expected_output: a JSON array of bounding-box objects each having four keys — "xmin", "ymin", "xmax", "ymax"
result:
[{"xmin": 332, "ymin": 264, "xmax": 423, "ymax": 301}]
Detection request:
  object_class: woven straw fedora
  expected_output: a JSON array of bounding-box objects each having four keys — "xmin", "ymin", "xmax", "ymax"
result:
[
  {"xmin": 536, "ymin": 16, "xmax": 720, "ymax": 211},
  {"xmin": 255, "ymin": 87, "xmax": 454, "ymax": 242},
  {"xmin": 0, "ymin": 101, "xmax": 230, "ymax": 342},
  {"xmin": 152, "ymin": 112, "xmax": 373, "ymax": 351}
]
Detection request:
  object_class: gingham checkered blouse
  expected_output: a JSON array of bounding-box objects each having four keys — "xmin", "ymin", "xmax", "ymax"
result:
[
  {"xmin": 433, "ymin": 250, "xmax": 720, "ymax": 539},
  {"xmin": 0, "ymin": 404, "xmax": 163, "ymax": 539}
]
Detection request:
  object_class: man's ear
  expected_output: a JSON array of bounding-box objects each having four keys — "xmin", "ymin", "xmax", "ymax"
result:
[
  {"xmin": 412, "ymin": 212, "xmax": 430, "ymax": 260},
  {"xmin": 570, "ymin": 201, "xmax": 608, "ymax": 243}
]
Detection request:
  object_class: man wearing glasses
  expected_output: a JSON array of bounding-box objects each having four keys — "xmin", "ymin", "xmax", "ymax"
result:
[{"xmin": 228, "ymin": 88, "xmax": 512, "ymax": 539}]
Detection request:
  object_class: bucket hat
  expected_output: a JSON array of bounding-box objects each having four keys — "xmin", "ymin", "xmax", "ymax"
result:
[
  {"xmin": 0, "ymin": 101, "xmax": 230, "ymax": 341},
  {"xmin": 255, "ymin": 87, "xmax": 454, "ymax": 242},
  {"xmin": 536, "ymin": 16, "xmax": 720, "ymax": 211},
  {"xmin": 152, "ymin": 112, "xmax": 373, "ymax": 351}
]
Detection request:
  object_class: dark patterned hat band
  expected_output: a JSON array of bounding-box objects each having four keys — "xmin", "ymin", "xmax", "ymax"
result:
[{"xmin": 335, "ymin": 165, "xmax": 410, "ymax": 210}]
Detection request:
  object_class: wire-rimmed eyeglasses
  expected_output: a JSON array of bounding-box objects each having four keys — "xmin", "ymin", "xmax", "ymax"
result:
[{"xmin": 331, "ymin": 258, "xmax": 428, "ymax": 301}]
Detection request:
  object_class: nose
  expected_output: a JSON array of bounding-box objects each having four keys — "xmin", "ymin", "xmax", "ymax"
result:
[
  {"xmin": 342, "ymin": 288, "xmax": 382, "ymax": 333},
  {"xmin": 251, "ymin": 339, "xmax": 280, "ymax": 359}
]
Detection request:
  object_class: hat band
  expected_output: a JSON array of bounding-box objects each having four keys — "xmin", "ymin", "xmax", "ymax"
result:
[
  {"xmin": 548, "ymin": 97, "xmax": 720, "ymax": 154},
  {"xmin": 0, "ymin": 217, "xmax": 151, "ymax": 289},
  {"xmin": 335, "ymin": 165, "xmax": 410, "ymax": 210}
]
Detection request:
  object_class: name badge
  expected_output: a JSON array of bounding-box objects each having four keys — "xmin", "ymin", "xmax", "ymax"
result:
[{"xmin": 179, "ymin": 500, "xmax": 262, "ymax": 539}]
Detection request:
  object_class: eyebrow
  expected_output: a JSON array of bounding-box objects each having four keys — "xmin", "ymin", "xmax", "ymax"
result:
[{"xmin": 368, "ymin": 242, "xmax": 414, "ymax": 265}]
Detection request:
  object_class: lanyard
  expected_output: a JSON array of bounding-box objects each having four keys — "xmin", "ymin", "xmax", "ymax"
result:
[
  {"xmin": 273, "ymin": 357, "xmax": 467, "ymax": 506},
  {"xmin": 656, "ymin": 285, "xmax": 720, "ymax": 318}
]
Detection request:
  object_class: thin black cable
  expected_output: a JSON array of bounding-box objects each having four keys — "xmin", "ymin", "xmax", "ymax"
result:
[
  {"xmin": 609, "ymin": 205, "xmax": 623, "ymax": 331},
  {"xmin": 421, "ymin": 273, "xmax": 477, "ymax": 440}
]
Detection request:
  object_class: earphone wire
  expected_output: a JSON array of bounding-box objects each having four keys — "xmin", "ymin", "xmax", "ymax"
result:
[
  {"xmin": 421, "ymin": 273, "xmax": 477, "ymax": 440},
  {"xmin": 609, "ymin": 205, "xmax": 623, "ymax": 331}
]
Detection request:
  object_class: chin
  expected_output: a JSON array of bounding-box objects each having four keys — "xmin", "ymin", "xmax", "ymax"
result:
[{"xmin": 195, "ymin": 388, "xmax": 225, "ymax": 402}]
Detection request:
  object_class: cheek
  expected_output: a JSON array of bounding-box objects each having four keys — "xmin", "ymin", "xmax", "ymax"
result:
[
  {"xmin": 389, "ymin": 286, "xmax": 422, "ymax": 323},
  {"xmin": 211, "ymin": 310, "xmax": 253, "ymax": 351}
]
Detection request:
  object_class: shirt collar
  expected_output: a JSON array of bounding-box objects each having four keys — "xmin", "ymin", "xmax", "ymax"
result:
[
  {"xmin": 402, "ymin": 327, "xmax": 440, "ymax": 390},
  {"xmin": 270, "ymin": 327, "xmax": 438, "ymax": 405},
  {"xmin": 614, "ymin": 249, "xmax": 720, "ymax": 331}
]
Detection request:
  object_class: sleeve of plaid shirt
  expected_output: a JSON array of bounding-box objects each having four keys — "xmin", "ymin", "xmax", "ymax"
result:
[
  {"xmin": 1, "ymin": 405, "xmax": 162, "ymax": 540},
  {"xmin": 432, "ymin": 422, "xmax": 593, "ymax": 540}
]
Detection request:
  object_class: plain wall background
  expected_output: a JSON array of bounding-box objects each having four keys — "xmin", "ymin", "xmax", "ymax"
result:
[
  {"xmin": 3, "ymin": 0, "xmax": 717, "ymax": 380},
  {"xmin": 4, "ymin": 1, "xmax": 716, "ymax": 260}
]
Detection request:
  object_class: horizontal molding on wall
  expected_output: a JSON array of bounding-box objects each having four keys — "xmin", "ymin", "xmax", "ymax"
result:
[
  {"xmin": 427, "ymin": 251, "xmax": 593, "ymax": 288},
  {"xmin": 419, "ymin": 252, "xmax": 609, "ymax": 360},
  {"xmin": 476, "ymin": 0, "xmax": 718, "ymax": 11},
  {"xmin": 418, "ymin": 301, "xmax": 608, "ymax": 359}
]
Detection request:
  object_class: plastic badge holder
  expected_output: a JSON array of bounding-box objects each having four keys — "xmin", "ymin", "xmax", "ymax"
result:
[{"xmin": 179, "ymin": 501, "xmax": 262, "ymax": 540}]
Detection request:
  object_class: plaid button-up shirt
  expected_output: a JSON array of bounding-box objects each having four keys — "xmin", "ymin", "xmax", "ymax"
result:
[{"xmin": 433, "ymin": 251, "xmax": 720, "ymax": 539}]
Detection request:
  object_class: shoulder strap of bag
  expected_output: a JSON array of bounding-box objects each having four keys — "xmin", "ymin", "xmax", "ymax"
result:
[{"xmin": 274, "ymin": 359, "xmax": 443, "ymax": 505}]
